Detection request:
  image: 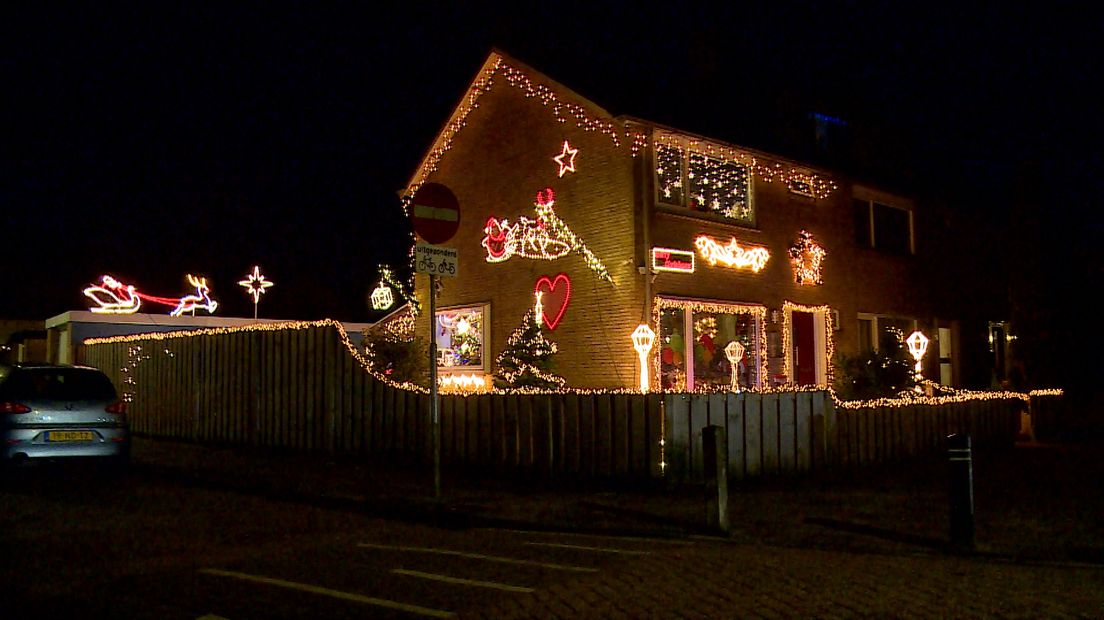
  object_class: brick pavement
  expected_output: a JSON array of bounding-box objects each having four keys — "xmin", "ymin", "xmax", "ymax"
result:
[{"xmin": 132, "ymin": 436, "xmax": 1104, "ymax": 618}]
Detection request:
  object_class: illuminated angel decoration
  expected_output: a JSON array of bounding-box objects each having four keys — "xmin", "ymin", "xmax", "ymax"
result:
[
  {"xmin": 481, "ymin": 188, "xmax": 611, "ymax": 282},
  {"xmin": 84, "ymin": 274, "xmax": 218, "ymax": 317}
]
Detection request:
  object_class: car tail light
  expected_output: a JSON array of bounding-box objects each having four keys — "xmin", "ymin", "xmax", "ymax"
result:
[
  {"xmin": 1, "ymin": 401, "xmax": 31, "ymax": 414},
  {"xmin": 105, "ymin": 400, "xmax": 127, "ymax": 415}
]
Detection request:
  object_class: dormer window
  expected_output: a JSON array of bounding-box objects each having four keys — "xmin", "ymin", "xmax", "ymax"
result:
[{"xmin": 656, "ymin": 144, "xmax": 755, "ymax": 227}]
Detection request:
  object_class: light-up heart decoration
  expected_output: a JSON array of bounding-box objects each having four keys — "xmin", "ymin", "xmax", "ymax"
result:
[{"xmin": 534, "ymin": 273, "xmax": 571, "ymax": 330}]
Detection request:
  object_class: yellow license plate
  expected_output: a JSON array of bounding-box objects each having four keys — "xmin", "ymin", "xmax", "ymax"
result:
[{"xmin": 47, "ymin": 431, "xmax": 95, "ymax": 442}]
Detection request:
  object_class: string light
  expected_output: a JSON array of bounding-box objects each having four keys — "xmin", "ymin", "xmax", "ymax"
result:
[
  {"xmin": 85, "ymin": 319, "xmax": 430, "ymax": 393},
  {"xmin": 481, "ymin": 188, "xmax": 612, "ymax": 283},
  {"xmin": 494, "ymin": 309, "xmax": 566, "ymax": 390},
  {"xmin": 653, "ymin": 297, "xmax": 768, "ymax": 391},
  {"xmin": 439, "ymin": 373, "xmax": 489, "ymax": 393},
  {"xmin": 370, "ymin": 284, "xmax": 395, "ymax": 311},
  {"xmin": 694, "ymin": 235, "xmax": 771, "ymax": 272},
  {"xmin": 651, "ymin": 247, "xmax": 695, "ymax": 273},
  {"xmin": 553, "ymin": 140, "xmax": 578, "ymax": 177},
  {"xmin": 533, "ymin": 273, "xmax": 571, "ymax": 330},
  {"xmin": 436, "ymin": 307, "xmax": 484, "ymax": 369},
  {"xmin": 788, "ymin": 230, "xmax": 826, "ymax": 286},
  {"xmin": 905, "ymin": 331, "xmax": 929, "ymax": 392},
  {"xmin": 85, "ymin": 319, "xmax": 1063, "ymax": 404},
  {"xmin": 654, "ymin": 134, "xmax": 838, "ymax": 201},
  {"xmin": 238, "ymin": 266, "xmax": 273, "ymax": 319},
  {"xmin": 631, "ymin": 324, "xmax": 656, "ymax": 392},
  {"xmin": 781, "ymin": 301, "xmax": 835, "ymax": 388},
  {"xmin": 84, "ymin": 274, "xmax": 218, "ymax": 317}
]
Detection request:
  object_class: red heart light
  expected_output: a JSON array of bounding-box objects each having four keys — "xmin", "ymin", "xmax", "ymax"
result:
[{"xmin": 534, "ymin": 273, "xmax": 571, "ymax": 330}]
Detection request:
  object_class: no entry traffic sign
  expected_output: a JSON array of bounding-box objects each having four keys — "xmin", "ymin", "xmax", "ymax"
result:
[{"xmin": 410, "ymin": 183, "xmax": 460, "ymax": 245}]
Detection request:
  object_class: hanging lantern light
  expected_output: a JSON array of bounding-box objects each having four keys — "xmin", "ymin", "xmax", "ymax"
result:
[
  {"xmin": 724, "ymin": 340, "xmax": 745, "ymax": 392},
  {"xmin": 906, "ymin": 331, "xmax": 929, "ymax": 392},
  {"xmin": 631, "ymin": 324, "xmax": 656, "ymax": 392},
  {"xmin": 370, "ymin": 283, "xmax": 395, "ymax": 311}
]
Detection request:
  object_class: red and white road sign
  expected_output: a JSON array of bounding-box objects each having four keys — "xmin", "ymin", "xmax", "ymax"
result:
[{"xmin": 410, "ymin": 183, "xmax": 460, "ymax": 245}]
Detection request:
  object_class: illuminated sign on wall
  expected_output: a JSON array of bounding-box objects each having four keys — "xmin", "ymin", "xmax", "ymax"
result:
[{"xmin": 651, "ymin": 248, "xmax": 695, "ymax": 273}]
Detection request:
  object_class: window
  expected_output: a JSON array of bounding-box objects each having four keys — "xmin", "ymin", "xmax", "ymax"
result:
[
  {"xmin": 854, "ymin": 198, "xmax": 913, "ymax": 254},
  {"xmin": 658, "ymin": 301, "xmax": 763, "ymax": 391},
  {"xmin": 435, "ymin": 305, "xmax": 487, "ymax": 373},
  {"xmin": 656, "ymin": 144, "xmax": 754, "ymax": 226}
]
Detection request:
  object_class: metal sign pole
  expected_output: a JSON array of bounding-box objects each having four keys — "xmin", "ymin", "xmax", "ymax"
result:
[{"xmin": 429, "ymin": 274, "xmax": 441, "ymax": 502}]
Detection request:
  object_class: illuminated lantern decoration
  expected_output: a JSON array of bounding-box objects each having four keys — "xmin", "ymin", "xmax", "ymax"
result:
[
  {"xmin": 238, "ymin": 266, "xmax": 274, "ymax": 319},
  {"xmin": 481, "ymin": 188, "xmax": 612, "ymax": 283},
  {"xmin": 694, "ymin": 235, "xmax": 770, "ymax": 273},
  {"xmin": 631, "ymin": 324, "xmax": 656, "ymax": 393},
  {"xmin": 724, "ymin": 341, "xmax": 745, "ymax": 392},
  {"xmin": 906, "ymin": 331, "xmax": 929, "ymax": 392},
  {"xmin": 788, "ymin": 230, "xmax": 826, "ymax": 286},
  {"xmin": 370, "ymin": 283, "xmax": 394, "ymax": 311},
  {"xmin": 533, "ymin": 273, "xmax": 571, "ymax": 330},
  {"xmin": 553, "ymin": 140, "xmax": 578, "ymax": 177}
]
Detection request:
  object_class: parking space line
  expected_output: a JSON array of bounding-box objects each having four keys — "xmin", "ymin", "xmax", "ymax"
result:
[
  {"xmin": 392, "ymin": 568, "xmax": 535, "ymax": 593},
  {"xmin": 198, "ymin": 568, "xmax": 455, "ymax": 618},
  {"xmin": 523, "ymin": 541, "xmax": 652, "ymax": 555},
  {"xmin": 490, "ymin": 528, "xmax": 692, "ymax": 545},
  {"xmin": 357, "ymin": 543, "xmax": 598, "ymax": 573}
]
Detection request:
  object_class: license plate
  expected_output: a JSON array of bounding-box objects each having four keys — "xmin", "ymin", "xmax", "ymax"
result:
[{"xmin": 46, "ymin": 431, "xmax": 95, "ymax": 442}]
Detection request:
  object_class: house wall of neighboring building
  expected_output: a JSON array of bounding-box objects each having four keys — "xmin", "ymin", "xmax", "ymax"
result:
[{"xmin": 413, "ymin": 68, "xmax": 645, "ymax": 389}]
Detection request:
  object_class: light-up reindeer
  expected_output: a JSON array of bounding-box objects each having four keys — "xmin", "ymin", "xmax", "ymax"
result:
[{"xmin": 170, "ymin": 275, "xmax": 218, "ymax": 316}]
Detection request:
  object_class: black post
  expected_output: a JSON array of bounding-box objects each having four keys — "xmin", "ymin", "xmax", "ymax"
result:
[
  {"xmin": 703, "ymin": 425, "xmax": 729, "ymax": 534},
  {"xmin": 947, "ymin": 433, "xmax": 974, "ymax": 550}
]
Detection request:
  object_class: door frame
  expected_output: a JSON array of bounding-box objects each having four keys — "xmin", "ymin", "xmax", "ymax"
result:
[{"xmin": 782, "ymin": 301, "xmax": 832, "ymax": 387}]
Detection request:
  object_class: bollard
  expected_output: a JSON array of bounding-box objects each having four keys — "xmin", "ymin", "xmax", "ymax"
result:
[
  {"xmin": 947, "ymin": 433, "xmax": 974, "ymax": 550},
  {"xmin": 703, "ymin": 425, "xmax": 729, "ymax": 534}
]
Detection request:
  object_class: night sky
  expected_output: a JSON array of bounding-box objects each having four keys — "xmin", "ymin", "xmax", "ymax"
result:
[{"xmin": 6, "ymin": 3, "xmax": 1101, "ymax": 322}]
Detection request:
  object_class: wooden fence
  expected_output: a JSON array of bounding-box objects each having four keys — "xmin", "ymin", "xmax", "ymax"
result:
[
  {"xmin": 662, "ymin": 392, "xmax": 1024, "ymax": 483},
  {"xmin": 82, "ymin": 323, "xmax": 663, "ymax": 478},
  {"xmin": 84, "ymin": 322, "xmax": 1030, "ymax": 483}
]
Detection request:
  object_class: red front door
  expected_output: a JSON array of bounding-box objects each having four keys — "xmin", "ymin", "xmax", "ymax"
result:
[{"xmin": 792, "ymin": 311, "xmax": 816, "ymax": 385}]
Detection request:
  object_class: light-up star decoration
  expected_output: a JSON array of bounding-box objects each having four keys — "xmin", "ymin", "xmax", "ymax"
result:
[
  {"xmin": 238, "ymin": 266, "xmax": 274, "ymax": 319},
  {"xmin": 553, "ymin": 140, "xmax": 578, "ymax": 177}
]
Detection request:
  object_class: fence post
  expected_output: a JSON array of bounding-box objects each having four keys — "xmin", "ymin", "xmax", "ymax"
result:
[
  {"xmin": 703, "ymin": 425, "xmax": 729, "ymax": 534},
  {"xmin": 948, "ymin": 433, "xmax": 975, "ymax": 551}
]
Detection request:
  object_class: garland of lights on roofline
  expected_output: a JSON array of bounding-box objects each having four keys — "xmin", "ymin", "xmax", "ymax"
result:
[
  {"xmin": 396, "ymin": 54, "xmax": 840, "ymax": 306},
  {"xmin": 84, "ymin": 320, "xmax": 1062, "ymax": 408}
]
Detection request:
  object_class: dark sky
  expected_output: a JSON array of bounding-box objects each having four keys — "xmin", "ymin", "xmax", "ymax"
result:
[{"xmin": 5, "ymin": 3, "xmax": 1100, "ymax": 322}]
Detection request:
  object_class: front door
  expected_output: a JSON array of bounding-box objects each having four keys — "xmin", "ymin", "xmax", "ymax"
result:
[{"xmin": 792, "ymin": 311, "xmax": 816, "ymax": 385}]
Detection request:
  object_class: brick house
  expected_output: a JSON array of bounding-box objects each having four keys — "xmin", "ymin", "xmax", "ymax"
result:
[{"xmin": 401, "ymin": 51, "xmax": 954, "ymax": 391}]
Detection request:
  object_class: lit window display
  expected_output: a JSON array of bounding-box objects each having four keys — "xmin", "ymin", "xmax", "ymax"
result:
[
  {"xmin": 435, "ymin": 305, "xmax": 486, "ymax": 371},
  {"xmin": 658, "ymin": 301, "xmax": 763, "ymax": 391}
]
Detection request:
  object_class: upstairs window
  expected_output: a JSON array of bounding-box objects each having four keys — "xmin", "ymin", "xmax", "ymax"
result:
[
  {"xmin": 656, "ymin": 144, "xmax": 754, "ymax": 226},
  {"xmin": 854, "ymin": 198, "xmax": 913, "ymax": 254}
]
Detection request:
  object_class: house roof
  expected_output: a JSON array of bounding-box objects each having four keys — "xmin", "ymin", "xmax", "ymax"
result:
[{"xmin": 403, "ymin": 50, "xmax": 844, "ymax": 205}]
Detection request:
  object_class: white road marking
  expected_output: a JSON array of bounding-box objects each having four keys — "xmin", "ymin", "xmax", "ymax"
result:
[
  {"xmin": 198, "ymin": 568, "xmax": 455, "ymax": 618},
  {"xmin": 490, "ymin": 528, "xmax": 692, "ymax": 545},
  {"xmin": 391, "ymin": 568, "xmax": 535, "ymax": 593},
  {"xmin": 522, "ymin": 541, "xmax": 652, "ymax": 555},
  {"xmin": 357, "ymin": 542, "xmax": 598, "ymax": 573}
]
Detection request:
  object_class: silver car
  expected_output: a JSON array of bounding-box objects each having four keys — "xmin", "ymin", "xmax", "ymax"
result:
[{"xmin": 1, "ymin": 363, "xmax": 129, "ymax": 466}]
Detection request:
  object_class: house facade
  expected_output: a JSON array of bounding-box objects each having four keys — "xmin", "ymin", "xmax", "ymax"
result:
[{"xmin": 403, "ymin": 52, "xmax": 951, "ymax": 391}]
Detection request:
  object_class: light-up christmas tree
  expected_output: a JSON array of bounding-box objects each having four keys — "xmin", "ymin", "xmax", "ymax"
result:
[{"xmin": 494, "ymin": 309, "xmax": 565, "ymax": 390}]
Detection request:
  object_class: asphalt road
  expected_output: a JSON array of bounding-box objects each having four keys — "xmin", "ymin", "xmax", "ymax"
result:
[
  {"xmin": 4, "ymin": 447, "xmax": 1104, "ymax": 618},
  {"xmin": 0, "ymin": 461, "xmax": 692, "ymax": 619}
]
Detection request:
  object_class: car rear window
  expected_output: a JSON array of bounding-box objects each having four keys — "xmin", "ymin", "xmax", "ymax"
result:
[{"xmin": 0, "ymin": 368, "xmax": 118, "ymax": 401}]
